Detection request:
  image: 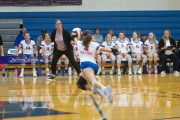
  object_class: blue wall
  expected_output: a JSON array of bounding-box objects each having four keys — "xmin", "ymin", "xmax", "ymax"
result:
[{"xmin": 1, "ymin": 11, "xmax": 180, "ymax": 41}]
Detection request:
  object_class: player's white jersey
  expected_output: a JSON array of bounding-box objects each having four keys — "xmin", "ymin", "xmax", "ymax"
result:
[
  {"xmin": 101, "ymin": 41, "xmax": 115, "ymax": 54},
  {"xmin": 115, "ymin": 40, "xmax": 130, "ymax": 54},
  {"xmin": 41, "ymin": 41, "xmax": 54, "ymax": 55},
  {"xmin": 19, "ymin": 40, "xmax": 36, "ymax": 54},
  {"xmin": 144, "ymin": 40, "xmax": 159, "ymax": 53},
  {"xmin": 130, "ymin": 40, "xmax": 143, "ymax": 54},
  {"xmin": 76, "ymin": 41, "xmax": 101, "ymax": 64}
]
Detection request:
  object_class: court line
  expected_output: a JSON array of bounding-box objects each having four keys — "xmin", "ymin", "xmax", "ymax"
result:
[
  {"xmin": 153, "ymin": 116, "xmax": 180, "ymax": 120},
  {"xmin": 90, "ymin": 95, "xmax": 107, "ymax": 120}
]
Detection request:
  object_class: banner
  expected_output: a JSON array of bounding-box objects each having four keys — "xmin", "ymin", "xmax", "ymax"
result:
[
  {"xmin": 53, "ymin": 0, "xmax": 82, "ymax": 5},
  {"xmin": 0, "ymin": 0, "xmax": 21, "ymax": 6},
  {"xmin": 22, "ymin": 0, "xmax": 51, "ymax": 6}
]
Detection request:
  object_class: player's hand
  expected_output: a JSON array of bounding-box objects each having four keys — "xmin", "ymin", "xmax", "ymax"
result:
[
  {"xmin": 1, "ymin": 53, "xmax": 4, "ymax": 56},
  {"xmin": 70, "ymin": 40, "xmax": 75, "ymax": 46}
]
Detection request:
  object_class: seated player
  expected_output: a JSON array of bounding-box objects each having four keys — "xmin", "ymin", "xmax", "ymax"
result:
[
  {"xmin": 130, "ymin": 31, "xmax": 147, "ymax": 74},
  {"xmin": 57, "ymin": 55, "xmax": 69, "ymax": 76},
  {"xmin": 16, "ymin": 33, "xmax": 38, "ymax": 78},
  {"xmin": 101, "ymin": 34, "xmax": 116, "ymax": 75},
  {"xmin": 144, "ymin": 32, "xmax": 159, "ymax": 74},
  {"xmin": 115, "ymin": 31, "xmax": 132, "ymax": 75},
  {"xmin": 41, "ymin": 33, "xmax": 54, "ymax": 77}
]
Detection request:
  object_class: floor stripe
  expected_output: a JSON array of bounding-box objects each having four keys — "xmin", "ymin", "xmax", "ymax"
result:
[
  {"xmin": 90, "ymin": 95, "xmax": 107, "ymax": 120},
  {"xmin": 153, "ymin": 116, "xmax": 180, "ymax": 120}
]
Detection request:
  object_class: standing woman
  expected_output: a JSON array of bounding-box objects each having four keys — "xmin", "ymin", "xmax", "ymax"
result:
[
  {"xmin": 159, "ymin": 29, "xmax": 179, "ymax": 75},
  {"xmin": 144, "ymin": 32, "xmax": 159, "ymax": 74},
  {"xmin": 49, "ymin": 19, "xmax": 81, "ymax": 79}
]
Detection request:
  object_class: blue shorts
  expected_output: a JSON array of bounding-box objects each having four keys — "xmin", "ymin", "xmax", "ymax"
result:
[{"xmin": 81, "ymin": 61, "xmax": 98, "ymax": 75}]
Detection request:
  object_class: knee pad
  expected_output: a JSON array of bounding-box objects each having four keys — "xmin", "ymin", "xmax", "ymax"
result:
[
  {"xmin": 64, "ymin": 59, "xmax": 69, "ymax": 64},
  {"xmin": 31, "ymin": 59, "xmax": 36, "ymax": 64},
  {"xmin": 128, "ymin": 58, "xmax": 132, "ymax": 62},
  {"xmin": 77, "ymin": 76, "xmax": 88, "ymax": 90},
  {"xmin": 97, "ymin": 57, "xmax": 101, "ymax": 62},
  {"xmin": 45, "ymin": 58, "xmax": 49, "ymax": 63},
  {"xmin": 142, "ymin": 58, "xmax": 147, "ymax": 63},
  {"xmin": 102, "ymin": 57, "xmax": 107, "ymax": 61},
  {"xmin": 111, "ymin": 56, "xmax": 116, "ymax": 61},
  {"xmin": 136, "ymin": 56, "xmax": 141, "ymax": 60},
  {"xmin": 117, "ymin": 59, "xmax": 121, "ymax": 63},
  {"xmin": 57, "ymin": 60, "xmax": 61, "ymax": 64},
  {"xmin": 148, "ymin": 57, "xmax": 153, "ymax": 61}
]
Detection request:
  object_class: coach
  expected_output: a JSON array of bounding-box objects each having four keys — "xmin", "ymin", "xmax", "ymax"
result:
[{"xmin": 48, "ymin": 19, "xmax": 81, "ymax": 79}]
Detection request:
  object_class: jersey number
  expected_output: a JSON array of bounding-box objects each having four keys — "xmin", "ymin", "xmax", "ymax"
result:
[
  {"xmin": 26, "ymin": 46, "xmax": 30, "ymax": 50},
  {"xmin": 84, "ymin": 45, "xmax": 89, "ymax": 51},
  {"xmin": 151, "ymin": 46, "xmax": 153, "ymax": 50},
  {"xmin": 122, "ymin": 44, "xmax": 124, "ymax": 48},
  {"xmin": 46, "ymin": 47, "xmax": 50, "ymax": 51},
  {"xmin": 136, "ymin": 45, "xmax": 139, "ymax": 48}
]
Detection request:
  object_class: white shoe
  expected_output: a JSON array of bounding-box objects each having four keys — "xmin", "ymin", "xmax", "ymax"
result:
[
  {"xmin": 110, "ymin": 69, "xmax": 114, "ymax": 75},
  {"xmin": 138, "ymin": 68, "xmax": 142, "ymax": 74},
  {"xmin": 133, "ymin": 66, "xmax": 138, "ymax": 74},
  {"xmin": 19, "ymin": 71, "xmax": 24, "ymax": 78},
  {"xmin": 33, "ymin": 70, "xmax": 37, "ymax": 77},
  {"xmin": 160, "ymin": 71, "xmax": 166, "ymax": 75},
  {"xmin": 97, "ymin": 68, "xmax": 101, "ymax": 75},
  {"xmin": 102, "ymin": 68, "xmax": 105, "ymax": 75},
  {"xmin": 104, "ymin": 85, "xmax": 113, "ymax": 103},
  {"xmin": 128, "ymin": 70, "xmax": 132, "ymax": 75},
  {"xmin": 92, "ymin": 88, "xmax": 104, "ymax": 98},
  {"xmin": 174, "ymin": 71, "xmax": 179, "ymax": 76},
  {"xmin": 46, "ymin": 71, "xmax": 51, "ymax": 77},
  {"xmin": 117, "ymin": 70, "xmax": 121, "ymax": 75},
  {"xmin": 74, "ymin": 70, "xmax": 77, "ymax": 76}
]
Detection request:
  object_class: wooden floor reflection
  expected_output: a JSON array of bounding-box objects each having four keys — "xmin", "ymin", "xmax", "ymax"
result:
[{"xmin": 0, "ymin": 74, "xmax": 180, "ymax": 120}]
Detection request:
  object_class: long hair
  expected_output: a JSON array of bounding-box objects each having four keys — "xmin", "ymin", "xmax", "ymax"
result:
[
  {"xmin": 162, "ymin": 29, "xmax": 171, "ymax": 43},
  {"xmin": 82, "ymin": 34, "xmax": 92, "ymax": 46},
  {"xmin": 149, "ymin": 32, "xmax": 157, "ymax": 46}
]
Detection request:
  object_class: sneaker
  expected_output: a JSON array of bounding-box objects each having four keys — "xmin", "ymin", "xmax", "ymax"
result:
[
  {"xmin": 74, "ymin": 70, "xmax": 77, "ymax": 76},
  {"xmin": 110, "ymin": 69, "xmax": 114, "ymax": 75},
  {"xmin": 154, "ymin": 67, "xmax": 158, "ymax": 74},
  {"xmin": 117, "ymin": 69, "xmax": 121, "ymax": 75},
  {"xmin": 97, "ymin": 68, "xmax": 101, "ymax": 75},
  {"xmin": 174, "ymin": 71, "xmax": 179, "ymax": 76},
  {"xmin": 64, "ymin": 69, "xmax": 68, "ymax": 76},
  {"xmin": 148, "ymin": 67, "xmax": 152, "ymax": 74},
  {"xmin": 57, "ymin": 69, "xmax": 62, "ymax": 76},
  {"xmin": 48, "ymin": 75, "xmax": 56, "ymax": 80},
  {"xmin": 19, "ymin": 71, "xmax": 24, "ymax": 78},
  {"xmin": 128, "ymin": 70, "xmax": 132, "ymax": 75},
  {"xmin": 46, "ymin": 71, "xmax": 51, "ymax": 77},
  {"xmin": 104, "ymin": 85, "xmax": 113, "ymax": 103},
  {"xmin": 160, "ymin": 71, "xmax": 166, "ymax": 75},
  {"xmin": 102, "ymin": 68, "xmax": 105, "ymax": 75},
  {"xmin": 133, "ymin": 66, "xmax": 138, "ymax": 74},
  {"xmin": 33, "ymin": 70, "xmax": 37, "ymax": 77},
  {"xmin": 138, "ymin": 68, "xmax": 142, "ymax": 74},
  {"xmin": 92, "ymin": 88, "xmax": 105, "ymax": 98}
]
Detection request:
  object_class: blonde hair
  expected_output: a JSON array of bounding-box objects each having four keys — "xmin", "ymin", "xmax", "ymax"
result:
[
  {"xmin": 149, "ymin": 32, "xmax": 157, "ymax": 45},
  {"xmin": 55, "ymin": 19, "xmax": 62, "ymax": 24},
  {"xmin": 162, "ymin": 29, "xmax": 171, "ymax": 43}
]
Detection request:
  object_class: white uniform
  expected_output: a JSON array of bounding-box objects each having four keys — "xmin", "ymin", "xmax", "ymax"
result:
[
  {"xmin": 73, "ymin": 45, "xmax": 79, "ymax": 56},
  {"xmin": 76, "ymin": 41, "xmax": 101, "ymax": 64},
  {"xmin": 115, "ymin": 40, "xmax": 130, "ymax": 54},
  {"xmin": 130, "ymin": 40, "xmax": 143, "ymax": 54},
  {"xmin": 40, "ymin": 41, "xmax": 54, "ymax": 56},
  {"xmin": 144, "ymin": 40, "xmax": 159, "ymax": 54},
  {"xmin": 19, "ymin": 40, "xmax": 36, "ymax": 54},
  {"xmin": 101, "ymin": 41, "xmax": 115, "ymax": 54}
]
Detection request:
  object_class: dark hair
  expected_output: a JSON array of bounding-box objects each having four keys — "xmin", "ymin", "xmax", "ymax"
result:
[
  {"xmin": 41, "ymin": 29, "xmax": 47, "ymax": 33},
  {"xmin": 83, "ymin": 30, "xmax": 91, "ymax": 36},
  {"xmin": 108, "ymin": 29, "xmax": 114, "ymax": 36},
  {"xmin": 82, "ymin": 34, "xmax": 92, "ymax": 46},
  {"xmin": 94, "ymin": 28, "xmax": 100, "ymax": 33}
]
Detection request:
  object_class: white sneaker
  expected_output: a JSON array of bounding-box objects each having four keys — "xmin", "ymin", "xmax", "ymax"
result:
[
  {"xmin": 138, "ymin": 68, "xmax": 142, "ymax": 74},
  {"xmin": 19, "ymin": 71, "xmax": 24, "ymax": 78},
  {"xmin": 110, "ymin": 69, "xmax": 114, "ymax": 75},
  {"xmin": 104, "ymin": 85, "xmax": 113, "ymax": 103},
  {"xmin": 117, "ymin": 70, "xmax": 121, "ymax": 75},
  {"xmin": 133, "ymin": 66, "xmax": 138, "ymax": 74},
  {"xmin": 46, "ymin": 71, "xmax": 50, "ymax": 77},
  {"xmin": 174, "ymin": 71, "xmax": 179, "ymax": 76},
  {"xmin": 33, "ymin": 70, "xmax": 37, "ymax": 77},
  {"xmin": 92, "ymin": 88, "xmax": 105, "ymax": 98},
  {"xmin": 128, "ymin": 70, "xmax": 132, "ymax": 75},
  {"xmin": 102, "ymin": 68, "xmax": 105, "ymax": 75},
  {"xmin": 160, "ymin": 71, "xmax": 166, "ymax": 75},
  {"xmin": 97, "ymin": 68, "xmax": 101, "ymax": 75}
]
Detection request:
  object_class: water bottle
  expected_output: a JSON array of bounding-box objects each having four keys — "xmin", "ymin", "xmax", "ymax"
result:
[
  {"xmin": 166, "ymin": 63, "xmax": 170, "ymax": 73},
  {"xmin": 68, "ymin": 66, "xmax": 72, "ymax": 76},
  {"xmin": 37, "ymin": 66, "xmax": 42, "ymax": 76},
  {"xmin": 18, "ymin": 68, "xmax": 21, "ymax": 77},
  {"xmin": 14, "ymin": 67, "xmax": 18, "ymax": 77},
  {"xmin": 2, "ymin": 68, "xmax": 5, "ymax": 76},
  {"xmin": 169, "ymin": 63, "xmax": 173, "ymax": 73}
]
